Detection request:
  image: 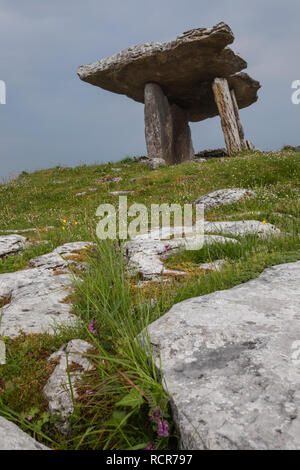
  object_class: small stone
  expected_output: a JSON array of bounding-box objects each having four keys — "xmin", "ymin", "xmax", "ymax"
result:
[
  {"xmin": 109, "ymin": 190, "xmax": 134, "ymax": 196},
  {"xmin": 94, "ymin": 177, "xmax": 123, "ymax": 184},
  {"xmin": 199, "ymin": 259, "xmax": 226, "ymax": 271},
  {"xmin": 129, "ymin": 177, "xmax": 142, "ymax": 182},
  {"xmin": 145, "ymin": 158, "xmax": 166, "ymax": 170},
  {"xmin": 43, "ymin": 339, "xmax": 93, "ymax": 435}
]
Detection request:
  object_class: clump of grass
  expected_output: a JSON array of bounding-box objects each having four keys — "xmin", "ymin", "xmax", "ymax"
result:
[{"xmin": 65, "ymin": 240, "xmax": 177, "ymax": 450}]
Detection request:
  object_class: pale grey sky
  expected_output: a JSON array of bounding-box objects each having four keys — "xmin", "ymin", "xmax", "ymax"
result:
[{"xmin": 0, "ymin": 0, "xmax": 299, "ymax": 179}]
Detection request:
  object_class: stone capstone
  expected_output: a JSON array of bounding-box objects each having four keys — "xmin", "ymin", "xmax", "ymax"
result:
[
  {"xmin": 78, "ymin": 23, "xmax": 260, "ymax": 122},
  {"xmin": 146, "ymin": 261, "xmax": 300, "ymax": 449}
]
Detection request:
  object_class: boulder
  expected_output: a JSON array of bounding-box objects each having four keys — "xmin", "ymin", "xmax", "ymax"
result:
[
  {"xmin": 204, "ymin": 220, "xmax": 281, "ymax": 238},
  {"xmin": 78, "ymin": 23, "xmax": 260, "ymax": 122},
  {"xmin": 195, "ymin": 188, "xmax": 255, "ymax": 209},
  {"xmin": 0, "ymin": 234, "xmax": 29, "ymax": 258},
  {"xmin": 0, "ymin": 417, "xmax": 49, "ymax": 450},
  {"xmin": 146, "ymin": 261, "xmax": 300, "ymax": 449}
]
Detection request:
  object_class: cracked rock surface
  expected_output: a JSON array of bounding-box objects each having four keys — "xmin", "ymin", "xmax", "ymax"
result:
[
  {"xmin": 146, "ymin": 261, "xmax": 300, "ymax": 450},
  {"xmin": 125, "ymin": 226, "xmax": 238, "ymax": 280},
  {"xmin": 0, "ymin": 234, "xmax": 30, "ymax": 258},
  {"xmin": 125, "ymin": 220, "xmax": 280, "ymax": 281},
  {"xmin": 0, "ymin": 241, "xmax": 92, "ymax": 338},
  {"xmin": 43, "ymin": 339, "xmax": 93, "ymax": 435}
]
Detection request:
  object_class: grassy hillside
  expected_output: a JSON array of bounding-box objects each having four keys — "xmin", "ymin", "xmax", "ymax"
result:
[{"xmin": 1, "ymin": 148, "xmax": 300, "ymax": 449}]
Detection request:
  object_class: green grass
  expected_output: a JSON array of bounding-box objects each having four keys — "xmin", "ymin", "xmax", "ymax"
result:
[
  {"xmin": 1, "ymin": 148, "xmax": 300, "ymax": 449},
  {"xmin": 1, "ymin": 149, "xmax": 300, "ymax": 234}
]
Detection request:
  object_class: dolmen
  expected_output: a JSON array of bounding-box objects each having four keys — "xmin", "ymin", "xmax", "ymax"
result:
[{"xmin": 78, "ymin": 22, "xmax": 260, "ymax": 164}]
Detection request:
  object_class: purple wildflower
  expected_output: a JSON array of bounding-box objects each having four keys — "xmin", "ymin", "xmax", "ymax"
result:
[
  {"xmin": 0, "ymin": 377, "xmax": 5, "ymax": 391},
  {"xmin": 157, "ymin": 420, "xmax": 169, "ymax": 438},
  {"xmin": 85, "ymin": 390, "xmax": 93, "ymax": 395},
  {"xmin": 149, "ymin": 407, "xmax": 162, "ymax": 422},
  {"xmin": 26, "ymin": 415, "xmax": 33, "ymax": 421},
  {"xmin": 149, "ymin": 407, "xmax": 169, "ymax": 438},
  {"xmin": 145, "ymin": 442, "xmax": 154, "ymax": 450},
  {"xmin": 88, "ymin": 319, "xmax": 97, "ymax": 334}
]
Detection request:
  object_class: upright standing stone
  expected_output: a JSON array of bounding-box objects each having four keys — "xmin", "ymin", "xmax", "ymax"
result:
[
  {"xmin": 230, "ymin": 89, "xmax": 247, "ymax": 149},
  {"xmin": 144, "ymin": 83, "xmax": 194, "ymax": 165},
  {"xmin": 212, "ymin": 78, "xmax": 242, "ymax": 155},
  {"xmin": 171, "ymin": 104, "xmax": 194, "ymax": 164},
  {"xmin": 144, "ymin": 83, "xmax": 173, "ymax": 163}
]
